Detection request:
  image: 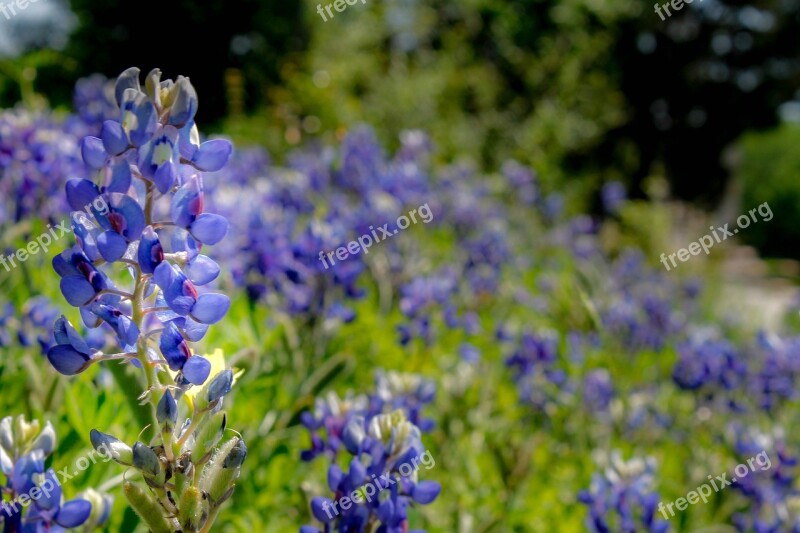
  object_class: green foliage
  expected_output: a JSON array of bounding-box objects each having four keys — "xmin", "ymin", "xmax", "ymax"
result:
[
  {"xmin": 229, "ymin": 0, "xmax": 635, "ymax": 182},
  {"xmin": 738, "ymin": 123, "xmax": 800, "ymax": 258}
]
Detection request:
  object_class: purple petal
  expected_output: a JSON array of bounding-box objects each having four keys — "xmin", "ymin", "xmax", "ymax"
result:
[
  {"xmin": 191, "ymin": 139, "xmax": 232, "ymax": 172},
  {"xmin": 107, "ymin": 159, "xmax": 133, "ymax": 193},
  {"xmin": 178, "ymin": 316, "xmax": 208, "ymax": 342},
  {"xmin": 310, "ymin": 497, "xmax": 335, "ymax": 523},
  {"xmin": 189, "ymin": 213, "xmax": 228, "ymax": 245},
  {"xmin": 182, "ymin": 356, "xmax": 211, "ymax": 385},
  {"xmin": 121, "ymin": 90, "xmax": 157, "ymax": 147},
  {"xmin": 411, "ymin": 480, "xmax": 441, "ymax": 504},
  {"xmin": 90, "ymin": 303, "xmax": 140, "ymax": 347},
  {"xmin": 80, "ymin": 136, "xmax": 107, "ymax": 169},
  {"xmin": 97, "ymin": 230, "xmax": 129, "ymax": 262},
  {"xmin": 153, "ymin": 260, "xmax": 176, "ymax": 291},
  {"xmin": 154, "ymin": 160, "xmax": 178, "ymax": 194},
  {"xmin": 167, "ymin": 76, "xmax": 198, "ymax": 127},
  {"xmin": 53, "ymin": 316, "xmax": 91, "ymax": 354},
  {"xmin": 170, "ymin": 176, "xmax": 203, "ymax": 228},
  {"xmin": 377, "ymin": 498, "xmax": 394, "ymax": 523},
  {"xmin": 327, "ymin": 464, "xmax": 343, "ymax": 492},
  {"xmin": 34, "ymin": 469, "xmax": 62, "ymax": 510},
  {"xmin": 114, "ymin": 67, "xmax": 141, "ymax": 107},
  {"xmin": 60, "ymin": 276, "xmax": 97, "ymax": 307},
  {"xmin": 54, "ymin": 499, "xmax": 93, "ymax": 528},
  {"xmin": 101, "ymin": 120, "xmax": 129, "ymax": 155},
  {"xmin": 65, "ymin": 179, "xmax": 101, "ymax": 211},
  {"xmin": 96, "ymin": 193, "xmax": 145, "ymax": 242},
  {"xmin": 185, "ymin": 255, "xmax": 220, "ymax": 286},
  {"xmin": 190, "ymin": 293, "xmax": 230, "ymax": 324},
  {"xmin": 155, "ymin": 263, "xmax": 198, "ymax": 316},
  {"xmin": 72, "ymin": 214, "xmax": 101, "ymax": 261},
  {"xmin": 47, "ymin": 345, "xmax": 93, "ymax": 375},
  {"xmin": 137, "ymin": 227, "xmax": 164, "ymax": 274},
  {"xmin": 12, "ymin": 453, "xmax": 44, "ymax": 495},
  {"xmin": 159, "ymin": 321, "xmax": 191, "ymax": 371}
]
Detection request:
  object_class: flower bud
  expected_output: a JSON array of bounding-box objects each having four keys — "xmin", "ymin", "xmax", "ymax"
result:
[
  {"xmin": 200, "ymin": 437, "xmax": 245, "ymax": 505},
  {"xmin": 178, "ymin": 486, "xmax": 209, "ymax": 531},
  {"xmin": 157, "ymin": 390, "xmax": 178, "ymax": 430},
  {"xmin": 114, "ymin": 67, "xmax": 141, "ymax": 107},
  {"xmin": 222, "ymin": 437, "xmax": 247, "ymax": 469},
  {"xmin": 207, "ymin": 369, "xmax": 233, "ymax": 403},
  {"xmin": 15, "ymin": 415, "xmax": 39, "ymax": 446},
  {"xmin": 32, "ymin": 421, "xmax": 56, "ymax": 456},
  {"xmin": 90, "ymin": 429, "xmax": 133, "ymax": 466},
  {"xmin": 79, "ymin": 488, "xmax": 114, "ymax": 528},
  {"xmin": 123, "ymin": 482, "xmax": 173, "ymax": 533},
  {"xmin": 167, "ymin": 76, "xmax": 198, "ymax": 127},
  {"xmin": 342, "ymin": 416, "xmax": 366, "ymax": 455},
  {"xmin": 145, "ymin": 68, "xmax": 162, "ymax": 107},
  {"xmin": 132, "ymin": 442, "xmax": 164, "ymax": 485},
  {"xmin": 0, "ymin": 416, "xmax": 14, "ymax": 450},
  {"xmin": 190, "ymin": 411, "xmax": 226, "ymax": 464}
]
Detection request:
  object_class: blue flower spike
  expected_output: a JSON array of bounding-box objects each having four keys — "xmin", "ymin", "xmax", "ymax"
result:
[
  {"xmin": 44, "ymin": 67, "xmax": 244, "ymax": 532},
  {"xmin": 0, "ymin": 416, "xmax": 110, "ymax": 531}
]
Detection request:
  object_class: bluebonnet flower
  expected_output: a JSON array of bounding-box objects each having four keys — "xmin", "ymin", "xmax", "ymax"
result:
[
  {"xmin": 583, "ymin": 369, "xmax": 615, "ymax": 412},
  {"xmin": 501, "ymin": 160, "xmax": 538, "ymax": 206},
  {"xmin": 597, "ymin": 250, "xmax": 688, "ymax": 352},
  {"xmin": 0, "ymin": 415, "xmax": 103, "ymax": 532},
  {"xmin": 301, "ymin": 391, "xmax": 370, "ymax": 462},
  {"xmin": 301, "ymin": 371, "xmax": 437, "ymax": 461},
  {"xmin": 672, "ymin": 333, "xmax": 747, "ymax": 408},
  {"xmin": 72, "ymin": 75, "xmax": 118, "ymax": 133},
  {"xmin": 505, "ymin": 330, "xmax": 571, "ymax": 410},
  {"xmin": 371, "ymin": 371, "xmax": 436, "ymax": 433},
  {"xmin": 578, "ymin": 452, "xmax": 670, "ymax": 533},
  {"xmin": 601, "ymin": 181, "xmax": 627, "ymax": 214},
  {"xmin": 46, "ymin": 67, "xmax": 232, "ymax": 383},
  {"xmin": 748, "ymin": 331, "xmax": 800, "ymax": 412},
  {"xmin": 0, "ymin": 110, "xmax": 84, "ymax": 228},
  {"xmin": 43, "ymin": 67, "xmax": 245, "ymax": 532},
  {"xmin": 208, "ymin": 146, "xmax": 366, "ymax": 324},
  {"xmin": 302, "ymin": 410, "xmax": 440, "ymax": 533},
  {"xmin": 728, "ymin": 427, "xmax": 800, "ymax": 532}
]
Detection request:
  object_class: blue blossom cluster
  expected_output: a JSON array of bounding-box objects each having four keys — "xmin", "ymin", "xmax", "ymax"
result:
[
  {"xmin": 730, "ymin": 427, "xmax": 800, "ymax": 532},
  {"xmin": 598, "ymin": 250, "xmax": 691, "ymax": 353},
  {"xmin": 46, "ymin": 66, "xmax": 232, "ymax": 384},
  {"xmin": 208, "ymin": 144, "xmax": 365, "ymax": 321},
  {"xmin": 503, "ymin": 329, "xmax": 570, "ymax": 411},
  {"xmin": 302, "ymin": 410, "xmax": 440, "ymax": 533},
  {"xmin": 0, "ymin": 415, "xmax": 111, "ymax": 532},
  {"xmin": 672, "ymin": 333, "xmax": 747, "ymax": 404},
  {"xmin": 301, "ymin": 370, "xmax": 436, "ymax": 462},
  {"xmin": 72, "ymin": 75, "xmax": 118, "ymax": 133},
  {"xmin": 0, "ymin": 110, "xmax": 86, "ymax": 228},
  {"xmin": 41, "ymin": 67, "xmax": 246, "ymax": 532},
  {"xmin": 578, "ymin": 452, "xmax": 670, "ymax": 533},
  {"xmin": 748, "ymin": 331, "xmax": 800, "ymax": 412},
  {"xmin": 0, "ymin": 297, "xmax": 59, "ymax": 354}
]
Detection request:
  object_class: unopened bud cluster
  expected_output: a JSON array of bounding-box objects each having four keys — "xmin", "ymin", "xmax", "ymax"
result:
[{"xmin": 91, "ymin": 369, "xmax": 245, "ymax": 532}]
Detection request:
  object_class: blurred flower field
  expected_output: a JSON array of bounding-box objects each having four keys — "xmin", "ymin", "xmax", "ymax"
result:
[{"xmin": 1, "ymin": 66, "xmax": 800, "ymax": 533}]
